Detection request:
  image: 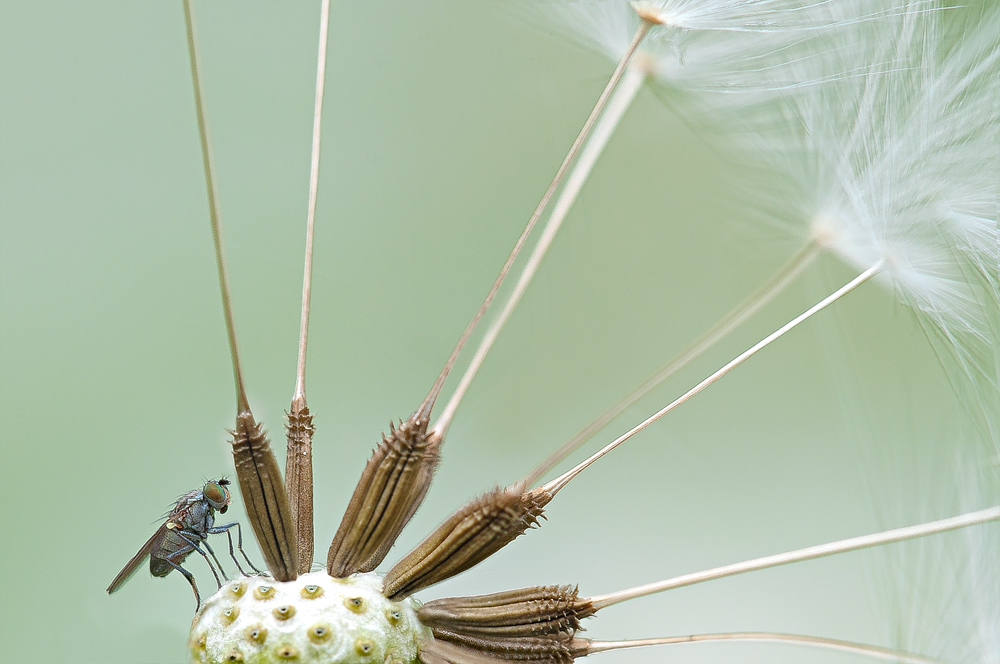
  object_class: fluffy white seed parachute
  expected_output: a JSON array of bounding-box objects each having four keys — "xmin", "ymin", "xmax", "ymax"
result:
[
  {"xmin": 722, "ymin": 3, "xmax": 1000, "ymax": 393},
  {"xmin": 544, "ymin": 0, "xmax": 1000, "ymax": 455},
  {"xmin": 874, "ymin": 447, "xmax": 1000, "ymax": 664},
  {"xmin": 542, "ymin": 0, "xmax": 928, "ymax": 94}
]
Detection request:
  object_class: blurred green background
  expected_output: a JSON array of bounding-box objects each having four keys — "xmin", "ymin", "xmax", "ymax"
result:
[{"xmin": 0, "ymin": 2, "xmax": 993, "ymax": 663}]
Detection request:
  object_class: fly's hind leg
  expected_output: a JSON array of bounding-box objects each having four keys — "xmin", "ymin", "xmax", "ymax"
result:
[
  {"xmin": 165, "ymin": 556, "xmax": 201, "ymax": 611},
  {"xmin": 211, "ymin": 521, "xmax": 263, "ymax": 576}
]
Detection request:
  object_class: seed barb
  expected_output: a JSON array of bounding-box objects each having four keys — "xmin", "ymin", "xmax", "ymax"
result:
[
  {"xmin": 383, "ymin": 485, "xmax": 553, "ymax": 600},
  {"xmin": 418, "ymin": 586, "xmax": 595, "ymax": 638},
  {"xmin": 231, "ymin": 411, "xmax": 299, "ymax": 581},
  {"xmin": 327, "ymin": 414, "xmax": 440, "ymax": 577},
  {"xmin": 286, "ymin": 401, "xmax": 316, "ymax": 574}
]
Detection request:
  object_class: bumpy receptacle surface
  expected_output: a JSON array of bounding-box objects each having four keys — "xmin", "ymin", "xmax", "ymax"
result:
[{"xmin": 189, "ymin": 571, "xmax": 428, "ymax": 664}]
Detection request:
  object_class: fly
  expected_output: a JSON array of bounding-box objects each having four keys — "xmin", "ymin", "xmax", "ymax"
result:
[{"xmin": 106, "ymin": 478, "xmax": 260, "ymax": 610}]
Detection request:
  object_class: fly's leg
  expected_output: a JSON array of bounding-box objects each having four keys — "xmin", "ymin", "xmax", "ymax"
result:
[
  {"xmin": 201, "ymin": 540, "xmax": 230, "ymax": 583},
  {"xmin": 210, "ymin": 521, "xmax": 263, "ymax": 575},
  {"xmin": 176, "ymin": 530, "xmax": 227, "ymax": 588},
  {"xmin": 165, "ymin": 557, "xmax": 201, "ymax": 612},
  {"xmin": 209, "ymin": 522, "xmax": 249, "ymax": 577}
]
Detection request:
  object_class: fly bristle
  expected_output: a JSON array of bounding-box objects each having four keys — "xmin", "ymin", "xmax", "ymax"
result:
[
  {"xmin": 231, "ymin": 410, "xmax": 298, "ymax": 582},
  {"xmin": 419, "ymin": 635, "xmax": 590, "ymax": 664},
  {"xmin": 417, "ymin": 586, "xmax": 596, "ymax": 638},
  {"xmin": 382, "ymin": 486, "xmax": 554, "ymax": 600},
  {"xmin": 327, "ymin": 412, "xmax": 439, "ymax": 578}
]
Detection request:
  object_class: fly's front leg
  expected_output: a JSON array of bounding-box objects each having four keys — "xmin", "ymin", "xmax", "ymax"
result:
[
  {"xmin": 176, "ymin": 530, "xmax": 226, "ymax": 589},
  {"xmin": 211, "ymin": 521, "xmax": 263, "ymax": 575}
]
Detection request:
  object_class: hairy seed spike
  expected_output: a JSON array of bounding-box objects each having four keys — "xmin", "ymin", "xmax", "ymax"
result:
[
  {"xmin": 418, "ymin": 586, "xmax": 595, "ymax": 638},
  {"xmin": 231, "ymin": 411, "xmax": 298, "ymax": 581},
  {"xmin": 285, "ymin": 402, "xmax": 316, "ymax": 574},
  {"xmin": 383, "ymin": 485, "xmax": 553, "ymax": 600},
  {"xmin": 327, "ymin": 413, "xmax": 439, "ymax": 577}
]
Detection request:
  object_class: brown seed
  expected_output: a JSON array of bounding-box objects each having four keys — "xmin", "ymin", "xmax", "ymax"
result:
[
  {"xmin": 345, "ymin": 596, "xmax": 366, "ymax": 613},
  {"xmin": 383, "ymin": 485, "xmax": 552, "ymax": 599},
  {"xmin": 231, "ymin": 410, "xmax": 299, "ymax": 582},
  {"xmin": 418, "ymin": 586, "xmax": 595, "ymax": 638},
  {"xmin": 253, "ymin": 585, "xmax": 276, "ymax": 600},
  {"xmin": 285, "ymin": 401, "xmax": 316, "ymax": 576},
  {"xmin": 326, "ymin": 414, "xmax": 439, "ymax": 577},
  {"xmin": 418, "ymin": 636, "xmax": 589, "ymax": 664},
  {"xmin": 221, "ymin": 606, "xmax": 240, "ymax": 623},
  {"xmin": 223, "ymin": 650, "xmax": 244, "ymax": 662}
]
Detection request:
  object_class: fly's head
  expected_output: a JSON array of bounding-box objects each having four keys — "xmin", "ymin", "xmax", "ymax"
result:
[{"xmin": 203, "ymin": 478, "xmax": 232, "ymax": 515}]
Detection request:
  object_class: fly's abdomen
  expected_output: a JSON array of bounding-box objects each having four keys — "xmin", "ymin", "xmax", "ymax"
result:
[{"xmin": 150, "ymin": 557, "xmax": 173, "ymax": 578}]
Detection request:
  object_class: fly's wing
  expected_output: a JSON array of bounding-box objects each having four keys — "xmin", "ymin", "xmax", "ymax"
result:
[{"xmin": 106, "ymin": 524, "xmax": 166, "ymax": 594}]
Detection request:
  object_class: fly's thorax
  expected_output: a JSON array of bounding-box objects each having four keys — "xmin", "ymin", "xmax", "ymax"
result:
[{"xmin": 189, "ymin": 571, "xmax": 429, "ymax": 664}]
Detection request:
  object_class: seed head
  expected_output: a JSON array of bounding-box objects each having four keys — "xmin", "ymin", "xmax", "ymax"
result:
[{"xmin": 189, "ymin": 572, "xmax": 429, "ymax": 664}]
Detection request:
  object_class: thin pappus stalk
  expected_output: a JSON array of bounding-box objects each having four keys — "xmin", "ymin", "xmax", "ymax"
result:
[
  {"xmin": 325, "ymin": 9, "xmax": 655, "ymax": 579},
  {"xmin": 285, "ymin": 0, "xmax": 332, "ymax": 576},
  {"xmin": 429, "ymin": 16, "xmax": 657, "ymax": 440},
  {"xmin": 4, "ymin": 0, "xmax": 997, "ymax": 661},
  {"xmin": 183, "ymin": 0, "xmax": 297, "ymax": 582},
  {"xmin": 588, "ymin": 505, "xmax": 1000, "ymax": 609},
  {"xmin": 523, "ymin": 241, "xmax": 820, "ymax": 486},
  {"xmin": 584, "ymin": 633, "xmax": 945, "ymax": 663},
  {"xmin": 379, "ymin": 259, "xmax": 876, "ymax": 600},
  {"xmin": 541, "ymin": 259, "xmax": 883, "ymax": 495},
  {"xmin": 131, "ymin": 2, "xmax": 1000, "ymax": 662}
]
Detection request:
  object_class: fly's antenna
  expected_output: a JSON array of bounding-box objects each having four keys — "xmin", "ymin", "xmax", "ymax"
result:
[
  {"xmin": 182, "ymin": 0, "xmax": 297, "ymax": 582},
  {"xmin": 285, "ymin": 0, "xmax": 332, "ymax": 577}
]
